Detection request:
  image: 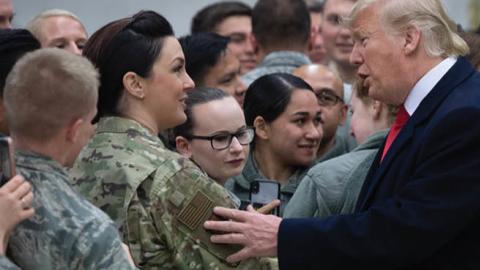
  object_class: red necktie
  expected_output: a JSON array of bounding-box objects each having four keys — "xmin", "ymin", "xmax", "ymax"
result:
[{"xmin": 381, "ymin": 106, "xmax": 410, "ymax": 161}]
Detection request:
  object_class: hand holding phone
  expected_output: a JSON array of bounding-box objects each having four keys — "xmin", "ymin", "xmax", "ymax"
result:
[
  {"xmin": 249, "ymin": 180, "xmax": 281, "ymax": 216},
  {"xmin": 256, "ymin": 199, "xmax": 281, "ymax": 214}
]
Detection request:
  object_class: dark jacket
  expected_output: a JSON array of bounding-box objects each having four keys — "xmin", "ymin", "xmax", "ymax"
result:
[{"xmin": 278, "ymin": 58, "xmax": 480, "ymax": 269}]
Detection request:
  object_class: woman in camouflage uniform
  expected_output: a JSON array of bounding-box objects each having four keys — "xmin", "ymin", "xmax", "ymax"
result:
[
  {"xmin": 69, "ymin": 10, "xmax": 270, "ymax": 270},
  {"xmin": 225, "ymin": 73, "xmax": 323, "ymax": 216}
]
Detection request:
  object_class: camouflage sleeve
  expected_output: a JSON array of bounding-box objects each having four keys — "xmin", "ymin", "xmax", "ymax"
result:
[
  {"xmin": 0, "ymin": 255, "xmax": 20, "ymax": 270},
  {"xmin": 72, "ymin": 220, "xmax": 137, "ymax": 269},
  {"xmin": 125, "ymin": 157, "xmax": 251, "ymax": 269}
]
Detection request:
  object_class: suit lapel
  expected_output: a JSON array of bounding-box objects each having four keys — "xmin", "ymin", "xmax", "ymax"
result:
[
  {"xmin": 357, "ymin": 123, "xmax": 414, "ymax": 210},
  {"xmin": 356, "ymin": 57, "xmax": 476, "ymax": 210}
]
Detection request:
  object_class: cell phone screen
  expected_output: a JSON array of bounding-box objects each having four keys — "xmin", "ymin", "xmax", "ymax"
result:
[
  {"xmin": 0, "ymin": 137, "xmax": 14, "ymax": 186},
  {"xmin": 249, "ymin": 180, "xmax": 281, "ymax": 215}
]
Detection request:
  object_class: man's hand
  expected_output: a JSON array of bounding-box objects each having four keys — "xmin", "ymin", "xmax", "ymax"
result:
[{"xmin": 204, "ymin": 205, "xmax": 282, "ymax": 263}]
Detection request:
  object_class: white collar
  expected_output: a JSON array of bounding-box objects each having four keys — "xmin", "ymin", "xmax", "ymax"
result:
[{"xmin": 404, "ymin": 57, "xmax": 457, "ymax": 115}]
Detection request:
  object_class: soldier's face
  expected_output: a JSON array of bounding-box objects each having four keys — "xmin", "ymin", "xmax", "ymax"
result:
[
  {"xmin": 349, "ymin": 93, "xmax": 375, "ymax": 145},
  {"xmin": 260, "ymin": 90, "xmax": 323, "ymax": 167},
  {"xmin": 322, "ymin": 0, "xmax": 355, "ymax": 66},
  {"xmin": 215, "ymin": 15, "xmax": 256, "ymax": 74},
  {"xmin": 38, "ymin": 16, "xmax": 87, "ymax": 55},
  {"xmin": 141, "ymin": 37, "xmax": 195, "ymax": 131},
  {"xmin": 294, "ymin": 67, "xmax": 346, "ymax": 144},
  {"xmin": 201, "ymin": 49, "xmax": 246, "ymax": 106},
  {"xmin": 181, "ymin": 97, "xmax": 249, "ymax": 185}
]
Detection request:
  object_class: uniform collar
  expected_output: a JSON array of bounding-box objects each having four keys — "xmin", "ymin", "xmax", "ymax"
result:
[
  {"xmin": 16, "ymin": 150, "xmax": 66, "ymax": 176},
  {"xmin": 96, "ymin": 116, "xmax": 164, "ymax": 147}
]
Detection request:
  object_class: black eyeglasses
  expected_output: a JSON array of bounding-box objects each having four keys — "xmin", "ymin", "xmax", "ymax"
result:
[
  {"xmin": 189, "ymin": 127, "xmax": 255, "ymax": 150},
  {"xmin": 316, "ymin": 89, "xmax": 344, "ymax": 107}
]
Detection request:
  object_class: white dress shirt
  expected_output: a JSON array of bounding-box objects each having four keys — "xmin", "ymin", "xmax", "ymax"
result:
[{"xmin": 404, "ymin": 57, "xmax": 457, "ymax": 116}]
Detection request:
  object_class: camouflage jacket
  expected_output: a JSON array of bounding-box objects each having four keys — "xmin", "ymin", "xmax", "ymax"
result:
[
  {"xmin": 0, "ymin": 256, "xmax": 19, "ymax": 270},
  {"xmin": 8, "ymin": 150, "xmax": 135, "ymax": 270},
  {"xmin": 70, "ymin": 117, "xmax": 272, "ymax": 270}
]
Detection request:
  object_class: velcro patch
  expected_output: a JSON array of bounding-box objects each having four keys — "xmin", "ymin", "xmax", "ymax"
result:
[
  {"xmin": 169, "ymin": 190, "xmax": 185, "ymax": 207},
  {"xmin": 177, "ymin": 191, "xmax": 214, "ymax": 231}
]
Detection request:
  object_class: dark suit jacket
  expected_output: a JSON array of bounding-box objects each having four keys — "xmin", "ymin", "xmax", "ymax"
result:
[{"xmin": 278, "ymin": 57, "xmax": 480, "ymax": 269}]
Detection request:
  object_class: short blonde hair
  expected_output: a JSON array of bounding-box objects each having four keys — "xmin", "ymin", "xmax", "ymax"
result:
[
  {"xmin": 27, "ymin": 9, "xmax": 87, "ymax": 40},
  {"xmin": 4, "ymin": 48, "xmax": 98, "ymax": 142},
  {"xmin": 346, "ymin": 0, "xmax": 469, "ymax": 58}
]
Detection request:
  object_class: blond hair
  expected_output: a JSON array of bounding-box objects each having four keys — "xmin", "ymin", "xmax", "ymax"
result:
[
  {"xmin": 27, "ymin": 9, "xmax": 87, "ymax": 40},
  {"xmin": 346, "ymin": 0, "xmax": 469, "ymax": 58},
  {"xmin": 4, "ymin": 48, "xmax": 98, "ymax": 142}
]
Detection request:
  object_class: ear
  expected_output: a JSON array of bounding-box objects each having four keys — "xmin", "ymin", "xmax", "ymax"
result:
[
  {"xmin": 253, "ymin": 116, "xmax": 269, "ymax": 140},
  {"xmin": 122, "ymin": 71, "xmax": 145, "ymax": 99},
  {"xmin": 65, "ymin": 118, "xmax": 84, "ymax": 143},
  {"xmin": 403, "ymin": 25, "xmax": 421, "ymax": 55},
  {"xmin": 370, "ymin": 100, "xmax": 382, "ymax": 120},
  {"xmin": 338, "ymin": 104, "xmax": 348, "ymax": 126},
  {"xmin": 175, "ymin": 136, "xmax": 192, "ymax": 158}
]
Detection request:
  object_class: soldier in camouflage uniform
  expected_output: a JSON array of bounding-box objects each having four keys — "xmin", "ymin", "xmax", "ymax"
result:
[
  {"xmin": 226, "ymin": 73, "xmax": 322, "ymax": 217},
  {"xmin": 70, "ymin": 11, "xmax": 274, "ymax": 269},
  {"xmin": 4, "ymin": 49, "xmax": 136, "ymax": 269}
]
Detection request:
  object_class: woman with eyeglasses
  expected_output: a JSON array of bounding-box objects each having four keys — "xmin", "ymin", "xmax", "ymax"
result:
[
  {"xmin": 173, "ymin": 87, "xmax": 253, "ymax": 187},
  {"xmin": 225, "ymin": 73, "xmax": 323, "ymax": 216},
  {"xmin": 69, "ymin": 11, "xmax": 269, "ymax": 269}
]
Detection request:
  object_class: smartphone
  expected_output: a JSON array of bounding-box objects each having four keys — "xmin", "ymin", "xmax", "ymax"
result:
[
  {"xmin": 249, "ymin": 180, "xmax": 281, "ymax": 216},
  {"xmin": 0, "ymin": 136, "xmax": 15, "ymax": 186}
]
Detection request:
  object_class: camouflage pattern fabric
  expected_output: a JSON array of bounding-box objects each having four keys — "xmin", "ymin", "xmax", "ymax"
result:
[
  {"xmin": 8, "ymin": 150, "xmax": 136, "ymax": 270},
  {"xmin": 70, "ymin": 117, "xmax": 274, "ymax": 269},
  {"xmin": 0, "ymin": 256, "xmax": 19, "ymax": 270}
]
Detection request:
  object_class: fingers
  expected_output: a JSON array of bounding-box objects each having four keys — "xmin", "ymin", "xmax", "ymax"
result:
[
  {"xmin": 1, "ymin": 175, "xmax": 24, "ymax": 193},
  {"xmin": 226, "ymin": 247, "xmax": 254, "ymax": 263},
  {"xmin": 20, "ymin": 191, "xmax": 34, "ymax": 209},
  {"xmin": 19, "ymin": 207, "xmax": 35, "ymax": 220},
  {"xmin": 256, "ymin": 199, "xmax": 281, "ymax": 214},
  {"xmin": 12, "ymin": 180, "xmax": 32, "ymax": 200},
  {"xmin": 212, "ymin": 207, "xmax": 248, "ymax": 222},
  {"xmin": 210, "ymin": 233, "xmax": 246, "ymax": 245},
  {"xmin": 204, "ymin": 219, "xmax": 243, "ymax": 233}
]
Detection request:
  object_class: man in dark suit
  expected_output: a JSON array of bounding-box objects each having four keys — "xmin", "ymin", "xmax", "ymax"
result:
[{"xmin": 204, "ymin": 0, "xmax": 480, "ymax": 269}]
